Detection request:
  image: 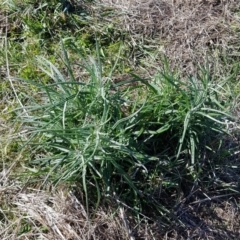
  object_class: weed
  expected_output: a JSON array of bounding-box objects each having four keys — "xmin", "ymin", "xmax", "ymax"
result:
[
  {"xmin": 16, "ymin": 42, "xmax": 236, "ymax": 222},
  {"xmin": 1, "ymin": 0, "xmax": 240, "ymax": 239}
]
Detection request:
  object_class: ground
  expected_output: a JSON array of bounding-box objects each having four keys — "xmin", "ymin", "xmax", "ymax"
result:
[{"xmin": 1, "ymin": 0, "xmax": 240, "ymax": 239}]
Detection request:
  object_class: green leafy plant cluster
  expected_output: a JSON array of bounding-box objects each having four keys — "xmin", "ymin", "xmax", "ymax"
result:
[
  {"xmin": 1, "ymin": 0, "xmax": 240, "ymax": 238},
  {"xmin": 18, "ymin": 42, "xmax": 234, "ymax": 218}
]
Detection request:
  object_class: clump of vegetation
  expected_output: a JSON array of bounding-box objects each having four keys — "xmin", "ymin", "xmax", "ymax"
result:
[
  {"xmin": 17, "ymin": 42, "xmax": 237, "ymax": 221},
  {"xmin": 1, "ymin": 0, "xmax": 240, "ymax": 239}
]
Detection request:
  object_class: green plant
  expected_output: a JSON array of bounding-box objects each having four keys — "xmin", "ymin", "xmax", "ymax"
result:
[
  {"xmin": 2, "ymin": 0, "xmax": 240, "ymax": 239},
  {"xmin": 17, "ymin": 44, "xmax": 235, "ymax": 221}
]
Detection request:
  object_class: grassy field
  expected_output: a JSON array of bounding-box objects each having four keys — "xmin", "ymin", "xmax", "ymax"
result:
[{"xmin": 1, "ymin": 0, "xmax": 240, "ymax": 239}]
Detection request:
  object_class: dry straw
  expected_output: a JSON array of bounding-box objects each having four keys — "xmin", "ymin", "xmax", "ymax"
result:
[{"xmin": 98, "ymin": 0, "xmax": 240, "ymax": 74}]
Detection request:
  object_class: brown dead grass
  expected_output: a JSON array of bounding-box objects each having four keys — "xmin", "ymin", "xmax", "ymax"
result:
[
  {"xmin": 1, "ymin": 175, "xmax": 240, "ymax": 239},
  {"xmin": 98, "ymin": 0, "xmax": 240, "ymax": 75}
]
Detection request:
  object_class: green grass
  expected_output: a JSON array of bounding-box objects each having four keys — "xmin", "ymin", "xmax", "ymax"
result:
[
  {"xmin": 1, "ymin": 0, "xmax": 240, "ymax": 238},
  {"xmin": 14, "ymin": 40, "xmax": 236, "ymax": 220}
]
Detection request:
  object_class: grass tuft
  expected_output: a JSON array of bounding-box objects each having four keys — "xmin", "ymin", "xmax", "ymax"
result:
[
  {"xmin": 1, "ymin": 0, "xmax": 240, "ymax": 239},
  {"xmin": 16, "ymin": 42, "xmax": 236, "ymax": 221}
]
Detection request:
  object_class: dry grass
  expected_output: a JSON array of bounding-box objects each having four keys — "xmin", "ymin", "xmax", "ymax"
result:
[
  {"xmin": 0, "ymin": 175, "xmax": 163, "ymax": 240},
  {"xmin": 98, "ymin": 0, "xmax": 240, "ymax": 74},
  {"xmin": 0, "ymin": 178, "xmax": 128, "ymax": 239},
  {"xmin": 1, "ymin": 172, "xmax": 240, "ymax": 239}
]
